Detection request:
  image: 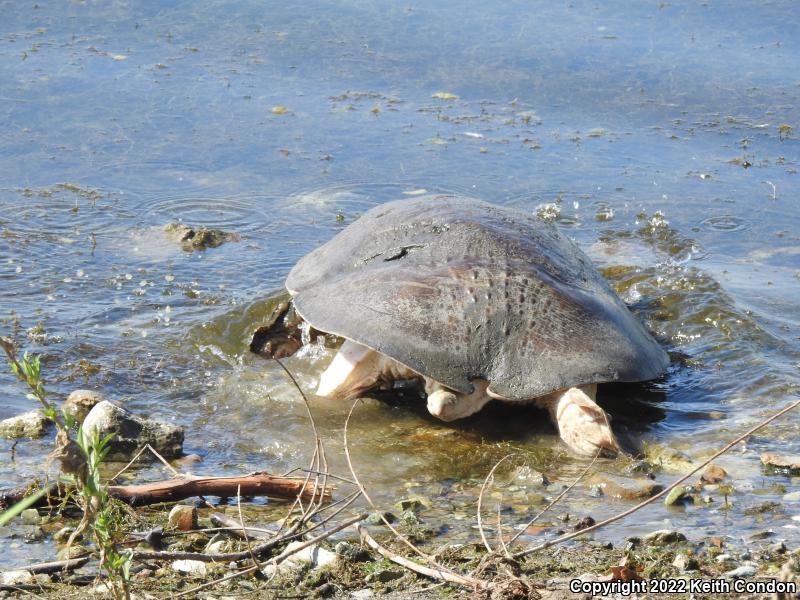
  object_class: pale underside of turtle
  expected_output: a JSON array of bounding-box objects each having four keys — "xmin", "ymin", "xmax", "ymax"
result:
[{"xmin": 262, "ymin": 195, "xmax": 669, "ymax": 456}]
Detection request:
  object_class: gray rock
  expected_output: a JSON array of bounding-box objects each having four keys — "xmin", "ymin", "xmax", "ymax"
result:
[
  {"xmin": 335, "ymin": 541, "xmax": 369, "ymax": 562},
  {"xmin": 725, "ymin": 564, "xmax": 757, "ymax": 578},
  {"xmin": 20, "ymin": 508, "xmax": 40, "ymax": 525},
  {"xmin": 81, "ymin": 401, "xmax": 184, "ymax": 460},
  {"xmin": 350, "ymin": 590, "xmax": 375, "ymax": 600},
  {"xmin": 0, "ymin": 570, "xmax": 34, "ymax": 585},
  {"xmin": 643, "ymin": 529, "xmax": 687, "ymax": 545},
  {"xmin": 364, "ymin": 511, "xmax": 396, "ymax": 526},
  {"xmin": 0, "ymin": 410, "xmax": 49, "ymax": 439},
  {"xmin": 672, "ymin": 553, "xmax": 698, "ymax": 571},
  {"xmin": 513, "ymin": 466, "xmax": 549, "ymax": 487},
  {"xmin": 63, "ymin": 389, "xmax": 104, "ymax": 425}
]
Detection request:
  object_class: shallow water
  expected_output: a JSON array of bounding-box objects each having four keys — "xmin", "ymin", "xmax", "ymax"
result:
[{"xmin": 1, "ymin": 0, "xmax": 799, "ymax": 567}]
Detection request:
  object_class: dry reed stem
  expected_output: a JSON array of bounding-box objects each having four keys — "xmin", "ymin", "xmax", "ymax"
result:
[
  {"xmin": 172, "ymin": 512, "xmax": 367, "ymax": 599},
  {"xmin": 477, "ymin": 453, "xmax": 514, "ymax": 554},
  {"xmin": 343, "ymin": 398, "xmax": 465, "ymax": 580},
  {"xmin": 359, "ymin": 525, "xmax": 484, "ymax": 590},
  {"xmin": 506, "ymin": 450, "xmax": 599, "ymax": 548}
]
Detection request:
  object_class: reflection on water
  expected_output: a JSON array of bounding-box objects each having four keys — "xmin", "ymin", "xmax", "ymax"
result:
[{"xmin": 0, "ymin": 0, "xmax": 799, "ymax": 567}]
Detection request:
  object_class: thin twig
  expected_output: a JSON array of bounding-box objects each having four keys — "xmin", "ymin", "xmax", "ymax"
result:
[
  {"xmin": 514, "ymin": 399, "xmax": 800, "ymax": 558},
  {"xmin": 477, "ymin": 454, "xmax": 514, "ymax": 553},
  {"xmin": 359, "ymin": 525, "xmax": 484, "ymax": 589},
  {"xmin": 343, "ymin": 399, "xmax": 463, "ymax": 579},
  {"xmin": 172, "ymin": 513, "xmax": 367, "ymax": 599},
  {"xmin": 496, "ymin": 502, "xmax": 510, "ymax": 558},
  {"xmin": 237, "ymin": 484, "xmax": 262, "ymax": 572},
  {"xmin": 507, "ymin": 450, "xmax": 599, "ymax": 548}
]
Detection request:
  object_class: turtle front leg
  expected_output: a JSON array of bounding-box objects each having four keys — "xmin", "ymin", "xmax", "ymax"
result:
[
  {"xmin": 316, "ymin": 340, "xmax": 419, "ymax": 400},
  {"xmin": 542, "ymin": 385, "xmax": 621, "ymax": 457},
  {"xmin": 425, "ymin": 379, "xmax": 493, "ymax": 421},
  {"xmin": 316, "ymin": 340, "xmax": 382, "ymax": 400}
]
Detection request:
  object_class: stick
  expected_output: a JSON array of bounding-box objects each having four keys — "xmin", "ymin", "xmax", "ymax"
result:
[
  {"xmin": 343, "ymin": 399, "xmax": 464, "ymax": 580},
  {"xmin": 477, "ymin": 454, "xmax": 514, "ymax": 554},
  {"xmin": 0, "ymin": 472, "xmax": 330, "ymax": 509},
  {"xmin": 359, "ymin": 525, "xmax": 484, "ymax": 589},
  {"xmin": 506, "ymin": 450, "xmax": 599, "ymax": 548},
  {"xmin": 8, "ymin": 556, "xmax": 90, "ymax": 575},
  {"xmin": 172, "ymin": 513, "xmax": 367, "ymax": 599},
  {"xmin": 514, "ymin": 399, "xmax": 800, "ymax": 558}
]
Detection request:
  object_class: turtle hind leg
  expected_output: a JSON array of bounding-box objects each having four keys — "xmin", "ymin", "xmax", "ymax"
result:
[
  {"xmin": 425, "ymin": 379, "xmax": 493, "ymax": 421},
  {"xmin": 540, "ymin": 384, "xmax": 622, "ymax": 457},
  {"xmin": 250, "ymin": 300, "xmax": 314, "ymax": 359}
]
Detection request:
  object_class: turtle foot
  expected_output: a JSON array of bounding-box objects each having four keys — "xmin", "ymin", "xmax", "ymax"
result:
[
  {"xmin": 425, "ymin": 380, "xmax": 492, "ymax": 421},
  {"xmin": 552, "ymin": 386, "xmax": 622, "ymax": 458}
]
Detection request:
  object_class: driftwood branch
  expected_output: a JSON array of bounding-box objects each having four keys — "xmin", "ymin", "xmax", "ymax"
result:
[{"xmin": 0, "ymin": 472, "xmax": 331, "ymax": 509}]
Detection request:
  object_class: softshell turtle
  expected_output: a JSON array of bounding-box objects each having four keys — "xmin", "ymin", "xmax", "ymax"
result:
[{"xmin": 251, "ymin": 195, "xmax": 669, "ymax": 456}]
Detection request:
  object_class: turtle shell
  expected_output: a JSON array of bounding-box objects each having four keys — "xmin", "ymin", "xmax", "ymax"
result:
[{"xmin": 286, "ymin": 195, "xmax": 669, "ymax": 399}]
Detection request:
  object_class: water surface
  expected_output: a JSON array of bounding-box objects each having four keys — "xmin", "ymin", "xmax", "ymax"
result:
[{"xmin": 1, "ymin": 0, "xmax": 799, "ymax": 567}]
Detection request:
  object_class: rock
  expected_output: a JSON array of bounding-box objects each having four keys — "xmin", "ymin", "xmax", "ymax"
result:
[
  {"xmin": 205, "ymin": 535, "xmax": 234, "ymax": 555},
  {"xmin": 351, "ymin": 590, "xmax": 375, "ymax": 600},
  {"xmin": 761, "ymin": 453, "xmax": 800, "ymax": 475},
  {"xmin": 174, "ymin": 453, "xmax": 203, "ymax": 466},
  {"xmin": 744, "ymin": 501, "xmax": 781, "ymax": 516},
  {"xmin": 725, "ymin": 564, "xmax": 757, "ymax": 578},
  {"xmin": 365, "ymin": 569, "xmax": 404, "ymax": 583},
  {"xmin": 57, "ymin": 545, "xmax": 88, "ymax": 560},
  {"xmin": 625, "ymin": 460, "xmax": 655, "ymax": 476},
  {"xmin": 63, "ymin": 390, "xmax": 104, "ymax": 424},
  {"xmin": 643, "ymin": 530, "xmax": 687, "ymax": 545},
  {"xmin": 394, "ymin": 496, "xmax": 430, "ymax": 513},
  {"xmin": 649, "ymin": 447, "xmax": 693, "ymax": 472},
  {"xmin": 750, "ymin": 530, "xmax": 775, "ymax": 540},
  {"xmin": 672, "ymin": 553, "xmax": 698, "ymax": 571},
  {"xmin": 0, "ymin": 570, "xmax": 34, "ymax": 585},
  {"xmin": 20, "ymin": 508, "xmax": 41, "ymax": 525},
  {"xmin": 0, "ymin": 410, "xmax": 49, "ymax": 439},
  {"xmin": 81, "ymin": 401, "xmax": 184, "ymax": 460},
  {"xmin": 700, "ymin": 463, "xmax": 727, "ymax": 484},
  {"xmin": 588, "ymin": 485, "xmax": 603, "ymax": 498},
  {"xmin": 335, "ymin": 541, "xmax": 370, "ymax": 562},
  {"xmin": 172, "ymin": 560, "xmax": 207, "ymax": 577},
  {"xmin": 364, "ymin": 511, "xmax": 396, "ymax": 526},
  {"xmin": 664, "ymin": 486, "xmax": 692, "ymax": 507},
  {"xmin": 164, "ymin": 223, "xmax": 240, "ymax": 252},
  {"xmin": 588, "ymin": 474, "xmax": 663, "ymax": 500},
  {"xmin": 512, "ymin": 466, "xmax": 549, "ymax": 487},
  {"xmin": 283, "ymin": 541, "xmax": 337, "ymax": 569},
  {"xmin": 168, "ymin": 505, "xmax": 197, "ymax": 531},
  {"xmin": 573, "ymin": 516, "xmax": 595, "ymax": 531}
]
